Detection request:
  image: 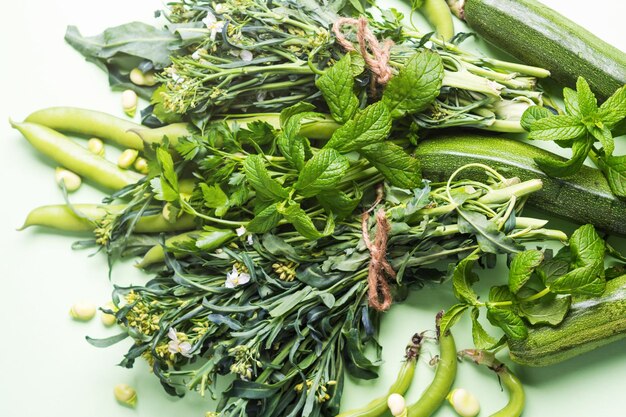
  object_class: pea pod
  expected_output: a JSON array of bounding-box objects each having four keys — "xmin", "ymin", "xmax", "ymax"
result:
[
  {"xmin": 416, "ymin": 0, "xmax": 455, "ymax": 41},
  {"xmin": 406, "ymin": 312, "xmax": 457, "ymax": 417},
  {"xmin": 11, "ymin": 121, "xmax": 143, "ymax": 190}
]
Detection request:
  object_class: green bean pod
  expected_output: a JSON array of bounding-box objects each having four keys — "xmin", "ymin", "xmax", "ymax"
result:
[
  {"xmin": 19, "ymin": 204, "xmax": 196, "ymax": 233},
  {"xmin": 11, "ymin": 121, "xmax": 143, "ymax": 190},
  {"xmin": 336, "ymin": 334, "xmax": 423, "ymax": 417},
  {"xmin": 406, "ymin": 313, "xmax": 458, "ymax": 417},
  {"xmin": 136, "ymin": 228, "xmax": 235, "ymax": 268},
  {"xmin": 418, "ymin": 0, "xmax": 455, "ymax": 41}
]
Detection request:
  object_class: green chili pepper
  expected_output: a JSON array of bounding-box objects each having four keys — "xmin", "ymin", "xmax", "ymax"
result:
[{"xmin": 406, "ymin": 311, "xmax": 458, "ymax": 417}]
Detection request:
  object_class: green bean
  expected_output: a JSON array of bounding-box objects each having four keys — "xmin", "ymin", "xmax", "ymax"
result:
[
  {"xmin": 136, "ymin": 228, "xmax": 236, "ymax": 268},
  {"xmin": 19, "ymin": 204, "xmax": 196, "ymax": 234},
  {"xmin": 406, "ymin": 312, "xmax": 458, "ymax": 417},
  {"xmin": 336, "ymin": 333, "xmax": 423, "ymax": 417},
  {"xmin": 417, "ymin": 0, "xmax": 455, "ymax": 42},
  {"xmin": 11, "ymin": 121, "xmax": 143, "ymax": 190},
  {"xmin": 460, "ymin": 350, "xmax": 525, "ymax": 417}
]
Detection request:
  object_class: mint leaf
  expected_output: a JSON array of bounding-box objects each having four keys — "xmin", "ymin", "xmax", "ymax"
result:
[
  {"xmin": 569, "ymin": 224, "xmax": 605, "ymax": 268},
  {"xmin": 509, "ymin": 249, "xmax": 544, "ymax": 294},
  {"xmin": 535, "ymin": 137, "xmax": 592, "ymax": 177},
  {"xmin": 576, "ymin": 76, "xmax": 598, "ymax": 116},
  {"xmin": 324, "ymin": 102, "xmax": 392, "ymax": 152},
  {"xmin": 528, "ymin": 115, "xmax": 586, "ymax": 141},
  {"xmin": 316, "ymin": 54, "xmax": 359, "ymax": 123},
  {"xmin": 537, "ymin": 259, "xmax": 570, "ymax": 286},
  {"xmin": 563, "ymin": 87, "xmax": 581, "ymax": 118},
  {"xmin": 382, "ymin": 50, "xmax": 443, "ymax": 119},
  {"xmin": 452, "ymin": 255, "xmax": 479, "ymax": 304},
  {"xmin": 519, "ymin": 293, "xmax": 571, "ymax": 326},
  {"xmin": 200, "ymin": 183, "xmax": 229, "ymax": 216},
  {"xmin": 589, "ymin": 125, "xmax": 615, "ymax": 156},
  {"xmin": 277, "ymin": 132, "xmax": 309, "ymax": 171},
  {"xmin": 360, "ymin": 142, "xmax": 421, "ymax": 189},
  {"xmin": 595, "ymin": 153, "xmax": 626, "ymax": 197},
  {"xmin": 247, "ymin": 203, "xmax": 281, "ymax": 233},
  {"xmin": 470, "ymin": 308, "xmax": 499, "ymax": 349},
  {"xmin": 486, "ymin": 306, "xmax": 527, "ymax": 340},
  {"xmin": 279, "ymin": 102, "xmax": 316, "ymax": 128},
  {"xmin": 550, "ymin": 264, "xmax": 605, "ymax": 296},
  {"xmin": 295, "ymin": 149, "xmax": 350, "ymax": 197},
  {"xmin": 598, "ymin": 85, "xmax": 626, "ymax": 128},
  {"xmin": 348, "ymin": 51, "xmax": 365, "ymax": 76},
  {"xmin": 520, "ymin": 106, "xmax": 552, "ymax": 131},
  {"xmin": 457, "ymin": 210, "xmax": 523, "ymax": 254},
  {"xmin": 317, "ymin": 189, "xmax": 362, "ymax": 219},
  {"xmin": 281, "ymin": 203, "xmax": 323, "ymax": 240},
  {"xmin": 439, "ymin": 303, "xmax": 470, "ymax": 335},
  {"xmin": 489, "ymin": 285, "xmax": 513, "ymax": 303},
  {"xmin": 243, "ymin": 155, "xmax": 289, "ymax": 201}
]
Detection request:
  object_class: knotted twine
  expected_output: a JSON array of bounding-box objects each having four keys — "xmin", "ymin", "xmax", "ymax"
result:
[
  {"xmin": 332, "ymin": 17, "xmax": 394, "ymax": 87},
  {"xmin": 361, "ymin": 208, "xmax": 396, "ymax": 311}
]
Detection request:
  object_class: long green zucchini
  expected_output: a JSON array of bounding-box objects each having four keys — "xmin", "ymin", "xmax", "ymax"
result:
[
  {"xmin": 415, "ymin": 134, "xmax": 626, "ymax": 235},
  {"xmin": 508, "ymin": 275, "xmax": 626, "ymax": 366},
  {"xmin": 446, "ymin": 0, "xmax": 626, "ymax": 99}
]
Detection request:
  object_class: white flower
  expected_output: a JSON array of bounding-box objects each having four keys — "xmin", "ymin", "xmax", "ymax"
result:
[
  {"xmin": 236, "ymin": 226, "xmax": 247, "ymax": 237},
  {"xmin": 214, "ymin": 4, "xmax": 228, "ymax": 14},
  {"xmin": 239, "ymin": 50, "xmax": 253, "ymax": 62},
  {"xmin": 191, "ymin": 50, "xmax": 201, "ymax": 60},
  {"xmin": 167, "ymin": 327, "xmax": 193, "ymax": 358},
  {"xmin": 225, "ymin": 266, "xmax": 251, "ymax": 288},
  {"xmin": 202, "ymin": 11, "xmax": 225, "ymax": 41},
  {"xmin": 247, "ymin": 234, "xmax": 254, "ymax": 245}
]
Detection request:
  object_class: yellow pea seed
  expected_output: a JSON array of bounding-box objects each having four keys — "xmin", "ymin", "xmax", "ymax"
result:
[
  {"xmin": 114, "ymin": 383, "xmax": 137, "ymax": 407},
  {"xmin": 121, "ymin": 89, "xmax": 138, "ymax": 117},
  {"xmin": 134, "ymin": 157, "xmax": 149, "ymax": 174},
  {"xmin": 118, "ymin": 149, "xmax": 139, "ymax": 169},
  {"xmin": 87, "ymin": 137, "xmax": 105, "ymax": 156},
  {"xmin": 55, "ymin": 167, "xmax": 82, "ymax": 192},
  {"xmin": 129, "ymin": 68, "xmax": 157, "ymax": 86},
  {"xmin": 69, "ymin": 301, "xmax": 96, "ymax": 321},
  {"xmin": 101, "ymin": 301, "xmax": 117, "ymax": 327}
]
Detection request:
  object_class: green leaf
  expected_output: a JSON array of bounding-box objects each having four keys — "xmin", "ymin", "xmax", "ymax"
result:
[
  {"xmin": 277, "ymin": 132, "xmax": 308, "ymax": 171},
  {"xmin": 563, "ymin": 87, "xmax": 581, "ymax": 118},
  {"xmin": 278, "ymin": 102, "xmax": 316, "ymax": 128},
  {"xmin": 86, "ymin": 332, "xmax": 129, "ymax": 348},
  {"xmin": 519, "ymin": 293, "xmax": 571, "ymax": 326},
  {"xmin": 589, "ymin": 124, "xmax": 615, "ymax": 156},
  {"xmin": 225, "ymin": 380, "xmax": 278, "ymax": 399},
  {"xmin": 439, "ymin": 303, "xmax": 470, "ymax": 335},
  {"xmin": 470, "ymin": 308, "xmax": 499, "ymax": 349},
  {"xmin": 452, "ymin": 255, "xmax": 479, "ymax": 304},
  {"xmin": 520, "ymin": 106, "xmax": 552, "ymax": 131},
  {"xmin": 509, "ymin": 249, "xmax": 544, "ymax": 294},
  {"xmin": 382, "ymin": 50, "xmax": 444, "ymax": 119},
  {"xmin": 199, "ymin": 183, "xmax": 229, "ymax": 216},
  {"xmin": 570, "ymin": 224, "xmax": 605, "ymax": 268},
  {"xmin": 316, "ymin": 54, "xmax": 359, "ymax": 123},
  {"xmin": 535, "ymin": 137, "xmax": 592, "ymax": 177},
  {"xmin": 247, "ymin": 203, "xmax": 281, "ymax": 233},
  {"xmin": 576, "ymin": 76, "xmax": 598, "ymax": 116},
  {"xmin": 243, "ymin": 155, "xmax": 289, "ymax": 201},
  {"xmin": 295, "ymin": 149, "xmax": 350, "ymax": 197},
  {"xmin": 281, "ymin": 203, "xmax": 323, "ymax": 240},
  {"xmin": 486, "ymin": 306, "xmax": 528, "ymax": 340},
  {"xmin": 528, "ymin": 115, "xmax": 586, "ymax": 141},
  {"xmin": 324, "ymin": 102, "xmax": 392, "ymax": 152},
  {"xmin": 317, "ymin": 189, "xmax": 362, "ymax": 219},
  {"xmin": 599, "ymin": 85, "xmax": 626, "ymax": 128},
  {"xmin": 537, "ymin": 259, "xmax": 570, "ymax": 286},
  {"xmin": 457, "ymin": 210, "xmax": 523, "ymax": 254},
  {"xmin": 360, "ymin": 142, "xmax": 421, "ymax": 189},
  {"xmin": 550, "ymin": 264, "xmax": 605, "ymax": 296},
  {"xmin": 595, "ymin": 154, "xmax": 626, "ymax": 197},
  {"xmin": 489, "ymin": 285, "xmax": 513, "ymax": 303},
  {"xmin": 342, "ymin": 328, "xmax": 380, "ymax": 380},
  {"xmin": 151, "ymin": 147, "xmax": 180, "ymax": 201}
]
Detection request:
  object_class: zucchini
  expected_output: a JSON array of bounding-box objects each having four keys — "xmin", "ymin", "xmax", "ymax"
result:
[
  {"xmin": 414, "ymin": 134, "xmax": 626, "ymax": 235},
  {"xmin": 508, "ymin": 274, "xmax": 626, "ymax": 366},
  {"xmin": 447, "ymin": 0, "xmax": 626, "ymax": 99}
]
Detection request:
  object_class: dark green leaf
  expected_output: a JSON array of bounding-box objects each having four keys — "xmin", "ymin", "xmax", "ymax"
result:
[
  {"xmin": 295, "ymin": 149, "xmax": 350, "ymax": 197},
  {"xmin": 247, "ymin": 203, "xmax": 281, "ymax": 233},
  {"xmin": 317, "ymin": 189, "xmax": 362, "ymax": 219},
  {"xmin": 316, "ymin": 54, "xmax": 359, "ymax": 123},
  {"xmin": 535, "ymin": 137, "xmax": 592, "ymax": 177},
  {"xmin": 439, "ymin": 303, "xmax": 470, "ymax": 335},
  {"xmin": 570, "ymin": 224, "xmax": 605, "ymax": 268},
  {"xmin": 243, "ymin": 155, "xmax": 289, "ymax": 201},
  {"xmin": 324, "ymin": 103, "xmax": 392, "ymax": 152},
  {"xmin": 279, "ymin": 102, "xmax": 316, "ymax": 128},
  {"xmin": 550, "ymin": 264, "xmax": 605, "ymax": 296},
  {"xmin": 595, "ymin": 154, "xmax": 626, "ymax": 197},
  {"xmin": 360, "ymin": 142, "xmax": 421, "ymax": 189},
  {"xmin": 519, "ymin": 293, "xmax": 571, "ymax": 326},
  {"xmin": 281, "ymin": 203, "xmax": 323, "ymax": 240},
  {"xmin": 470, "ymin": 308, "xmax": 499, "ymax": 349},
  {"xmin": 520, "ymin": 106, "xmax": 552, "ymax": 131},
  {"xmin": 576, "ymin": 76, "xmax": 598, "ymax": 116},
  {"xmin": 382, "ymin": 50, "xmax": 443, "ymax": 118},
  {"xmin": 342, "ymin": 328, "xmax": 380, "ymax": 380},
  {"xmin": 486, "ymin": 307, "xmax": 528, "ymax": 340},
  {"xmin": 86, "ymin": 332, "xmax": 129, "ymax": 348},
  {"xmin": 563, "ymin": 87, "xmax": 581, "ymax": 118},
  {"xmin": 458, "ymin": 210, "xmax": 523, "ymax": 254},
  {"xmin": 599, "ymin": 85, "xmax": 626, "ymax": 128},
  {"xmin": 528, "ymin": 115, "xmax": 586, "ymax": 141},
  {"xmin": 509, "ymin": 249, "xmax": 544, "ymax": 294},
  {"xmin": 537, "ymin": 259, "xmax": 570, "ymax": 286},
  {"xmin": 489, "ymin": 285, "xmax": 513, "ymax": 303},
  {"xmin": 225, "ymin": 380, "xmax": 278, "ymax": 399},
  {"xmin": 452, "ymin": 255, "xmax": 480, "ymax": 304}
]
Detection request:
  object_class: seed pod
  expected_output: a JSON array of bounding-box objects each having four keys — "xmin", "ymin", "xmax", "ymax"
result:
[
  {"xmin": 118, "ymin": 149, "xmax": 139, "ymax": 169},
  {"xmin": 87, "ymin": 137, "xmax": 105, "ymax": 156},
  {"xmin": 134, "ymin": 157, "xmax": 149, "ymax": 174},
  {"xmin": 55, "ymin": 167, "xmax": 82, "ymax": 192},
  {"xmin": 121, "ymin": 90, "xmax": 138, "ymax": 117},
  {"xmin": 69, "ymin": 301, "xmax": 96, "ymax": 321},
  {"xmin": 114, "ymin": 383, "xmax": 137, "ymax": 407},
  {"xmin": 447, "ymin": 388, "xmax": 480, "ymax": 417},
  {"xmin": 101, "ymin": 301, "xmax": 117, "ymax": 327},
  {"xmin": 387, "ymin": 393, "xmax": 407, "ymax": 416}
]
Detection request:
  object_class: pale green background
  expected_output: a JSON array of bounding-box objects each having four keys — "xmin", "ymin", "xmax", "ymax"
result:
[{"xmin": 1, "ymin": 1, "xmax": 626, "ymax": 416}]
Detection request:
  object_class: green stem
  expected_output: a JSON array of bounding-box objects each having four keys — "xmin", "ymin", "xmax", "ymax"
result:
[{"xmin": 180, "ymin": 200, "xmax": 247, "ymax": 227}]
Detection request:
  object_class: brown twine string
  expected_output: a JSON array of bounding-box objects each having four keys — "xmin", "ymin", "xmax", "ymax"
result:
[
  {"xmin": 361, "ymin": 208, "xmax": 396, "ymax": 311},
  {"xmin": 332, "ymin": 17, "xmax": 394, "ymax": 88}
]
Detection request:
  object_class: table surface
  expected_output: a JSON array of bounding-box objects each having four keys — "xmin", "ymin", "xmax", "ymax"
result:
[{"xmin": 1, "ymin": 1, "xmax": 626, "ymax": 416}]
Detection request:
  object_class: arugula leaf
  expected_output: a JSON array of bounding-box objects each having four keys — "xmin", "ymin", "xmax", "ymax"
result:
[
  {"xmin": 509, "ymin": 249, "xmax": 544, "ymax": 294},
  {"xmin": 576, "ymin": 77, "xmax": 598, "ymax": 116},
  {"xmin": 563, "ymin": 87, "xmax": 581, "ymax": 118},
  {"xmin": 281, "ymin": 203, "xmax": 323, "ymax": 240},
  {"xmin": 200, "ymin": 183, "xmax": 229, "ymax": 216},
  {"xmin": 528, "ymin": 115, "xmax": 586, "ymax": 141},
  {"xmin": 324, "ymin": 103, "xmax": 392, "ymax": 152},
  {"xmin": 295, "ymin": 149, "xmax": 350, "ymax": 197},
  {"xmin": 382, "ymin": 51, "xmax": 443, "ymax": 119},
  {"xmin": 534, "ymin": 137, "xmax": 592, "ymax": 177},
  {"xmin": 243, "ymin": 155, "xmax": 289, "ymax": 201},
  {"xmin": 519, "ymin": 293, "xmax": 571, "ymax": 326},
  {"xmin": 569, "ymin": 224, "xmax": 605, "ymax": 268},
  {"xmin": 549, "ymin": 264, "xmax": 605, "ymax": 296},
  {"xmin": 315, "ymin": 54, "xmax": 360, "ymax": 123},
  {"xmin": 452, "ymin": 255, "xmax": 479, "ymax": 304},
  {"xmin": 595, "ymin": 153, "xmax": 626, "ymax": 197},
  {"xmin": 598, "ymin": 85, "xmax": 626, "ymax": 128},
  {"xmin": 486, "ymin": 306, "xmax": 528, "ymax": 340},
  {"xmin": 359, "ymin": 142, "xmax": 421, "ymax": 189},
  {"xmin": 247, "ymin": 203, "xmax": 281, "ymax": 233},
  {"xmin": 520, "ymin": 106, "xmax": 552, "ymax": 131},
  {"xmin": 470, "ymin": 308, "xmax": 499, "ymax": 349},
  {"xmin": 457, "ymin": 210, "xmax": 523, "ymax": 254},
  {"xmin": 439, "ymin": 303, "xmax": 470, "ymax": 335}
]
